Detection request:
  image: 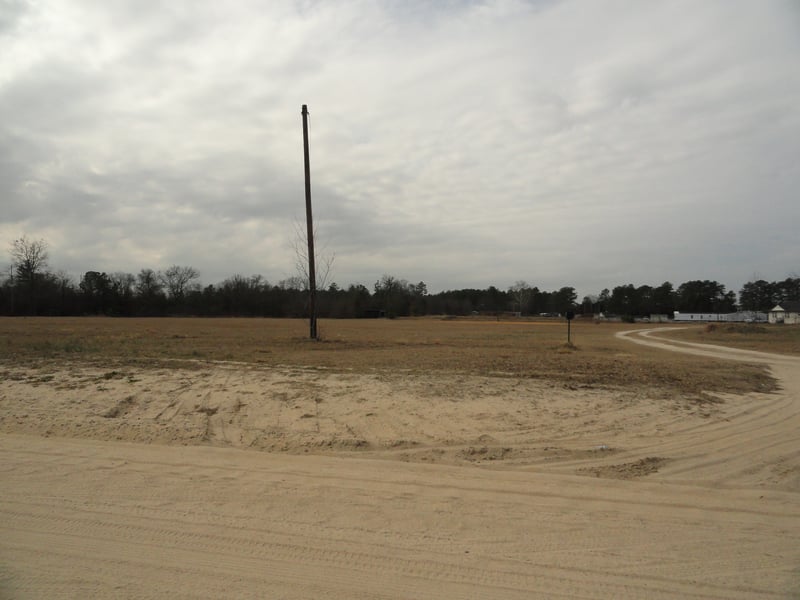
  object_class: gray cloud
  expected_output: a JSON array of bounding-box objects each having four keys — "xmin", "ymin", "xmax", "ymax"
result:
[
  {"xmin": 0, "ymin": 0, "xmax": 29, "ymax": 35},
  {"xmin": 1, "ymin": 0, "xmax": 798, "ymax": 297}
]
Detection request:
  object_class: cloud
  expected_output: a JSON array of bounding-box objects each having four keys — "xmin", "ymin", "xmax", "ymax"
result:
[{"xmin": 0, "ymin": 0, "xmax": 798, "ymax": 297}]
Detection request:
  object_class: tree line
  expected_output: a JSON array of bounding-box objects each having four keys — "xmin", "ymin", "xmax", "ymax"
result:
[{"xmin": 2, "ymin": 236, "xmax": 797, "ymax": 318}]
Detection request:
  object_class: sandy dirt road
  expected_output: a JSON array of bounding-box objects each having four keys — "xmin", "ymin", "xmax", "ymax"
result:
[
  {"xmin": 1, "ymin": 328, "xmax": 799, "ymax": 599},
  {"xmin": 610, "ymin": 329, "xmax": 800, "ymax": 491}
]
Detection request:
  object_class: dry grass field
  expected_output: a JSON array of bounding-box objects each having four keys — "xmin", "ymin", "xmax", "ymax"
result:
[
  {"xmin": 0, "ymin": 316, "xmax": 780, "ymax": 395},
  {"xmin": 661, "ymin": 321, "xmax": 800, "ymax": 354},
  {"xmin": 2, "ymin": 316, "xmax": 799, "ymax": 598}
]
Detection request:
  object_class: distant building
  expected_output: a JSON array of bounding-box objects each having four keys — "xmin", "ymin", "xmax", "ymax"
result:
[
  {"xmin": 768, "ymin": 301, "xmax": 800, "ymax": 325},
  {"xmin": 726, "ymin": 311, "xmax": 768, "ymax": 323},
  {"xmin": 673, "ymin": 312, "xmax": 723, "ymax": 322},
  {"xmin": 673, "ymin": 311, "xmax": 768, "ymax": 323},
  {"xmin": 594, "ymin": 312, "xmax": 622, "ymax": 322}
]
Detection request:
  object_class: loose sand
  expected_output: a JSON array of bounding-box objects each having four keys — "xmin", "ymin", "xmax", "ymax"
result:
[{"xmin": 1, "ymin": 327, "xmax": 799, "ymax": 598}]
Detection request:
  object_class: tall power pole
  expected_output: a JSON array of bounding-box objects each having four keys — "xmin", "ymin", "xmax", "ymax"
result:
[
  {"xmin": 301, "ymin": 104, "xmax": 317, "ymax": 339},
  {"xmin": 8, "ymin": 265, "xmax": 14, "ymax": 316}
]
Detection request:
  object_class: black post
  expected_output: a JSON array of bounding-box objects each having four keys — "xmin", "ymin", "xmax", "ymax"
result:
[
  {"xmin": 8, "ymin": 265, "xmax": 14, "ymax": 316},
  {"xmin": 566, "ymin": 310, "xmax": 575, "ymax": 344},
  {"xmin": 302, "ymin": 104, "xmax": 317, "ymax": 339}
]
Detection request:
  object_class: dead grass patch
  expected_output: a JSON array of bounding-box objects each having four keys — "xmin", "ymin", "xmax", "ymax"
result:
[
  {"xmin": 663, "ymin": 323, "xmax": 800, "ymax": 354},
  {"xmin": 578, "ymin": 457, "xmax": 670, "ymax": 479},
  {"xmin": 0, "ymin": 317, "xmax": 780, "ymax": 397}
]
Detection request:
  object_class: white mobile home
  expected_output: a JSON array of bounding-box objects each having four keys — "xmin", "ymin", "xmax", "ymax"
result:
[
  {"xmin": 673, "ymin": 311, "xmax": 767, "ymax": 323},
  {"xmin": 769, "ymin": 301, "xmax": 800, "ymax": 325},
  {"xmin": 673, "ymin": 312, "xmax": 722, "ymax": 322}
]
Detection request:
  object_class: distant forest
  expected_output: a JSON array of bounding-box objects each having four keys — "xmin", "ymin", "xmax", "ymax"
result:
[{"xmin": 2, "ymin": 237, "xmax": 798, "ymax": 319}]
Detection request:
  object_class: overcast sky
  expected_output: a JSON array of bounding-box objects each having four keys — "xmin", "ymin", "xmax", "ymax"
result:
[{"xmin": 1, "ymin": 0, "xmax": 798, "ymax": 298}]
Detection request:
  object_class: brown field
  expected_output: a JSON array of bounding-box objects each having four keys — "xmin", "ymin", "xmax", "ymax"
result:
[
  {"xmin": 661, "ymin": 321, "xmax": 800, "ymax": 354},
  {"xmin": 0, "ymin": 316, "xmax": 780, "ymax": 393},
  {"xmin": 1, "ymin": 317, "xmax": 799, "ymax": 598}
]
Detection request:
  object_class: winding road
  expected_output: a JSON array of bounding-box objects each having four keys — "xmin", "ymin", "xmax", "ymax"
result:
[{"xmin": 615, "ymin": 327, "xmax": 800, "ymax": 491}]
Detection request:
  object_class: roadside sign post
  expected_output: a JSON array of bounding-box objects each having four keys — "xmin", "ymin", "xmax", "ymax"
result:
[{"xmin": 566, "ymin": 311, "xmax": 575, "ymax": 344}]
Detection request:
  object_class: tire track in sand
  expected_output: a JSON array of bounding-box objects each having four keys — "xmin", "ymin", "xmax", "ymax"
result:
[
  {"xmin": 615, "ymin": 328, "xmax": 800, "ymax": 489},
  {"xmin": 1, "ymin": 433, "xmax": 798, "ymax": 599}
]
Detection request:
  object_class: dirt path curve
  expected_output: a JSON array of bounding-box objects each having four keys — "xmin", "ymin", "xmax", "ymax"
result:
[{"xmin": 614, "ymin": 327, "xmax": 800, "ymax": 491}]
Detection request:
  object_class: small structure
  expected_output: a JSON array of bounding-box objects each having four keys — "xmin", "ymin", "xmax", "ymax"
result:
[
  {"xmin": 673, "ymin": 311, "xmax": 768, "ymax": 323},
  {"xmin": 594, "ymin": 312, "xmax": 622, "ymax": 322},
  {"xmin": 727, "ymin": 311, "xmax": 768, "ymax": 323},
  {"xmin": 673, "ymin": 312, "xmax": 723, "ymax": 322},
  {"xmin": 769, "ymin": 301, "xmax": 800, "ymax": 325}
]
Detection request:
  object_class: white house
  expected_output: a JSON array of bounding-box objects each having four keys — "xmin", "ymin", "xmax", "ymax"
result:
[{"xmin": 768, "ymin": 301, "xmax": 800, "ymax": 325}]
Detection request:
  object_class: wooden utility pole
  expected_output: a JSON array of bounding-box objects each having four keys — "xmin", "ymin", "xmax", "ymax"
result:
[
  {"xmin": 8, "ymin": 265, "xmax": 14, "ymax": 316},
  {"xmin": 301, "ymin": 104, "xmax": 317, "ymax": 339}
]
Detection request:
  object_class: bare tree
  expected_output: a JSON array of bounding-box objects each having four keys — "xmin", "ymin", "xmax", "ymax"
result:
[
  {"xmin": 110, "ymin": 272, "xmax": 136, "ymax": 301},
  {"xmin": 509, "ymin": 280, "xmax": 531, "ymax": 314},
  {"xmin": 136, "ymin": 269, "xmax": 163, "ymax": 298},
  {"xmin": 160, "ymin": 265, "xmax": 200, "ymax": 300},
  {"xmin": 112, "ymin": 271, "xmax": 135, "ymax": 288},
  {"xmin": 9, "ymin": 236, "xmax": 50, "ymax": 313},
  {"xmin": 278, "ymin": 275, "xmax": 306, "ymax": 290},
  {"xmin": 291, "ymin": 220, "xmax": 334, "ymax": 291},
  {"xmin": 10, "ymin": 236, "xmax": 49, "ymax": 283}
]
